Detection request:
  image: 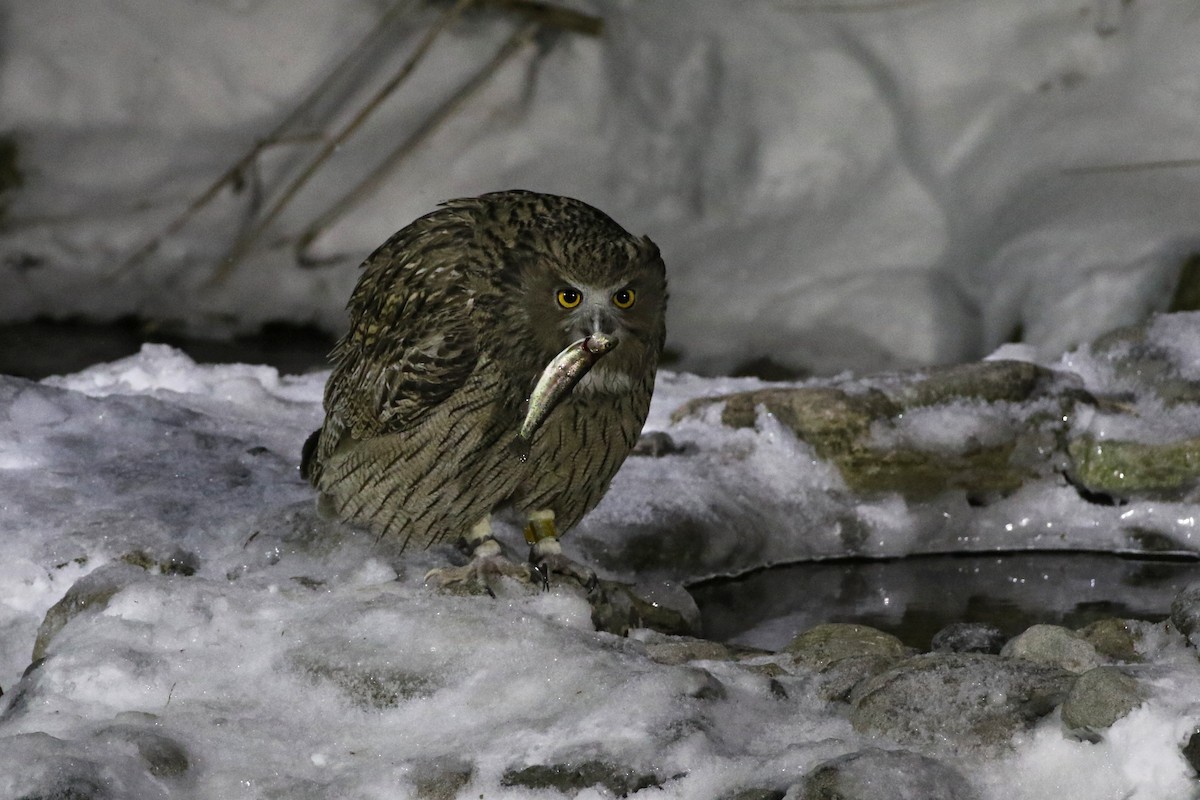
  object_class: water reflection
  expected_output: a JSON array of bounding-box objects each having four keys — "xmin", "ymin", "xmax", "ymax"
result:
[{"xmin": 690, "ymin": 553, "xmax": 1200, "ymax": 651}]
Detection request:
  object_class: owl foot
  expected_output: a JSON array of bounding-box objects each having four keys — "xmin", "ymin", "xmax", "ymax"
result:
[
  {"xmin": 528, "ymin": 536, "xmax": 598, "ymax": 592},
  {"xmin": 424, "ymin": 536, "xmax": 533, "ymax": 596}
]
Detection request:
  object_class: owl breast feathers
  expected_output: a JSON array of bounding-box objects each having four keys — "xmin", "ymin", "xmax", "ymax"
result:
[{"xmin": 301, "ymin": 190, "xmax": 667, "ymax": 551}]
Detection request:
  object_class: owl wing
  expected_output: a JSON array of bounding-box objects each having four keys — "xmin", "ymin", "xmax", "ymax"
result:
[{"xmin": 327, "ymin": 286, "xmax": 480, "ymax": 442}]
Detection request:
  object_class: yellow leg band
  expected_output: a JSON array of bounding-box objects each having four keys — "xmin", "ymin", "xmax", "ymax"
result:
[{"xmin": 523, "ymin": 510, "xmax": 558, "ymax": 544}]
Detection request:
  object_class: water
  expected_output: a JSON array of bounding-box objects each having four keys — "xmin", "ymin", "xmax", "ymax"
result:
[{"xmin": 690, "ymin": 553, "xmax": 1200, "ymax": 651}]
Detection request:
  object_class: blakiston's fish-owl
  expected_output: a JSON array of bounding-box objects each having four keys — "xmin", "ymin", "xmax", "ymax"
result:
[{"xmin": 300, "ymin": 190, "xmax": 667, "ymax": 586}]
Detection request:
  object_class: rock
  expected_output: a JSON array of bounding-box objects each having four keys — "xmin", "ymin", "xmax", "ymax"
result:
[
  {"xmin": 930, "ymin": 622, "xmax": 1007, "ymax": 655},
  {"xmin": 1000, "ymin": 624, "xmax": 1102, "ymax": 673},
  {"xmin": 289, "ymin": 654, "xmax": 435, "ymax": 710},
  {"xmin": 813, "ymin": 654, "xmax": 898, "ymax": 703},
  {"xmin": 786, "ymin": 623, "xmax": 908, "ymax": 671},
  {"xmin": 1170, "ymin": 582, "xmax": 1200, "ymax": 647},
  {"xmin": 671, "ymin": 363, "xmax": 1065, "ymax": 501},
  {"xmin": 719, "ymin": 789, "xmax": 786, "ymax": 800},
  {"xmin": 849, "ymin": 653, "xmax": 1074, "ymax": 752},
  {"xmin": 797, "ymin": 748, "xmax": 978, "ymax": 800},
  {"xmin": 1078, "ymin": 618, "xmax": 1146, "ymax": 662},
  {"xmin": 1067, "ymin": 435, "xmax": 1200, "ymax": 500},
  {"xmin": 1182, "ymin": 729, "xmax": 1200, "ymax": 776},
  {"xmin": 33, "ymin": 562, "xmax": 148, "ymax": 661},
  {"xmin": 91, "ymin": 724, "xmax": 190, "ymax": 777},
  {"xmin": 895, "ymin": 360, "xmax": 1053, "ymax": 408},
  {"xmin": 635, "ymin": 633, "xmax": 734, "ymax": 666},
  {"xmin": 501, "ymin": 760, "xmax": 660, "ymax": 796},
  {"xmin": 589, "ymin": 579, "xmax": 700, "ymax": 637},
  {"xmin": 410, "ymin": 759, "xmax": 473, "ymax": 800},
  {"xmin": 1060, "ymin": 666, "xmax": 1144, "ymax": 739}
]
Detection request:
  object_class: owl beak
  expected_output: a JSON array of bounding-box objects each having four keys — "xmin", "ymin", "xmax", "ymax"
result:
[{"xmin": 587, "ymin": 308, "xmax": 616, "ymax": 337}]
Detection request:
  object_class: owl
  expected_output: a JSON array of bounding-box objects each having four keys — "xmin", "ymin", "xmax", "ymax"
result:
[{"xmin": 300, "ymin": 190, "xmax": 667, "ymax": 587}]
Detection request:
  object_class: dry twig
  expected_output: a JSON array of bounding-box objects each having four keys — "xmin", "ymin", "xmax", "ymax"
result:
[
  {"xmin": 294, "ymin": 21, "xmax": 542, "ymax": 263},
  {"xmin": 114, "ymin": 0, "xmax": 421, "ymax": 277},
  {"xmin": 211, "ymin": 0, "xmax": 477, "ymax": 284}
]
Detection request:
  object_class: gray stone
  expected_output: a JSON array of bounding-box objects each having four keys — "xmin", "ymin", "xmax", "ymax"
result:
[
  {"xmin": 670, "ymin": 362, "xmax": 1065, "ymax": 501},
  {"xmin": 639, "ymin": 634, "xmax": 734, "ymax": 666},
  {"xmin": 1170, "ymin": 582, "xmax": 1200, "ymax": 647},
  {"xmin": 849, "ymin": 653, "xmax": 1074, "ymax": 752},
  {"xmin": 501, "ymin": 760, "xmax": 660, "ymax": 796},
  {"xmin": 1000, "ymin": 624, "xmax": 1102, "ymax": 673},
  {"xmin": 813, "ymin": 654, "xmax": 898, "ymax": 703},
  {"xmin": 33, "ymin": 562, "xmax": 147, "ymax": 661},
  {"xmin": 930, "ymin": 622, "xmax": 1007, "ymax": 655},
  {"xmin": 91, "ymin": 724, "xmax": 190, "ymax": 777},
  {"xmin": 786, "ymin": 623, "xmax": 908, "ymax": 671},
  {"xmin": 1078, "ymin": 618, "xmax": 1147, "ymax": 662},
  {"xmin": 1061, "ymin": 666, "xmax": 1144, "ymax": 739},
  {"xmin": 798, "ymin": 748, "xmax": 978, "ymax": 800}
]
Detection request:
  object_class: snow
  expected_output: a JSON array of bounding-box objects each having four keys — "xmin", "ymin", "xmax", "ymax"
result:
[
  {"xmin": 4, "ymin": 1, "xmax": 1200, "ymax": 375},
  {"xmin": 2, "ymin": 340, "xmax": 1200, "ymax": 798}
]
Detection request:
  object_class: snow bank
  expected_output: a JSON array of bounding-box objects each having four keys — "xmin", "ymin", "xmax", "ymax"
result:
[{"xmin": 3, "ymin": 0, "xmax": 1200, "ymax": 375}]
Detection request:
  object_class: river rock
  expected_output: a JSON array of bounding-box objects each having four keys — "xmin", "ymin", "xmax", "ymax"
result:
[
  {"xmin": 33, "ymin": 561, "xmax": 148, "ymax": 661},
  {"xmin": 1169, "ymin": 582, "xmax": 1200, "ymax": 648},
  {"xmin": 785, "ymin": 623, "xmax": 909, "ymax": 671},
  {"xmin": 930, "ymin": 622, "xmax": 1007, "ymax": 654},
  {"xmin": 1060, "ymin": 666, "xmax": 1144, "ymax": 739},
  {"xmin": 501, "ymin": 760, "xmax": 661, "ymax": 796},
  {"xmin": 849, "ymin": 653, "xmax": 1074, "ymax": 752},
  {"xmin": 1000, "ymin": 624, "xmax": 1103, "ymax": 673},
  {"xmin": 1078, "ymin": 618, "xmax": 1146, "ymax": 662},
  {"xmin": 797, "ymin": 747, "xmax": 978, "ymax": 800}
]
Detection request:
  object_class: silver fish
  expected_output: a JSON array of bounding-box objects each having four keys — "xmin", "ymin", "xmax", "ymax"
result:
[{"xmin": 511, "ymin": 333, "xmax": 618, "ymax": 461}]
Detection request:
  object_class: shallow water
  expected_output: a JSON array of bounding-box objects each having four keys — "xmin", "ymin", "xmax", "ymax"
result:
[{"xmin": 690, "ymin": 552, "xmax": 1200, "ymax": 651}]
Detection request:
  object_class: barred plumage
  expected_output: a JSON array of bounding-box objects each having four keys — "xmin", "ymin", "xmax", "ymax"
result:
[{"xmin": 301, "ymin": 191, "xmax": 667, "ymax": 558}]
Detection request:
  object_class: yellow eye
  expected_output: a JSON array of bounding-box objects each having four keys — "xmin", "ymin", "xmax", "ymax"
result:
[
  {"xmin": 611, "ymin": 288, "xmax": 636, "ymax": 309},
  {"xmin": 556, "ymin": 287, "xmax": 582, "ymax": 309}
]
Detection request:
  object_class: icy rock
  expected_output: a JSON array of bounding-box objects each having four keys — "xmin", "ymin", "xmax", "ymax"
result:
[
  {"xmin": 849, "ymin": 653, "xmax": 1074, "ymax": 752},
  {"xmin": 1169, "ymin": 581, "xmax": 1200, "ymax": 648},
  {"xmin": 796, "ymin": 747, "xmax": 977, "ymax": 800},
  {"xmin": 632, "ymin": 631, "xmax": 735, "ymax": 666},
  {"xmin": 91, "ymin": 723, "xmax": 191, "ymax": 778},
  {"xmin": 785, "ymin": 623, "xmax": 909, "ymax": 670},
  {"xmin": 1183, "ymin": 729, "xmax": 1200, "ymax": 777},
  {"xmin": 1077, "ymin": 618, "xmax": 1147, "ymax": 662},
  {"xmin": 1089, "ymin": 317, "xmax": 1200, "ymax": 406},
  {"xmin": 500, "ymin": 760, "xmax": 661, "ymax": 796},
  {"xmin": 1067, "ymin": 435, "xmax": 1200, "ymax": 500},
  {"xmin": 0, "ymin": 731, "xmax": 169, "ymax": 799},
  {"xmin": 590, "ymin": 578, "xmax": 700, "ymax": 637},
  {"xmin": 812, "ymin": 654, "xmax": 900, "ymax": 703},
  {"xmin": 673, "ymin": 360, "xmax": 1066, "ymax": 500},
  {"xmin": 290, "ymin": 656, "xmax": 435, "ymax": 711},
  {"xmin": 930, "ymin": 622, "xmax": 1007, "ymax": 655},
  {"xmin": 1000, "ymin": 624, "xmax": 1103, "ymax": 674},
  {"xmin": 409, "ymin": 758, "xmax": 474, "ymax": 800},
  {"xmin": 32, "ymin": 561, "xmax": 148, "ymax": 661},
  {"xmin": 720, "ymin": 789, "xmax": 786, "ymax": 800},
  {"xmin": 1060, "ymin": 666, "xmax": 1144, "ymax": 740}
]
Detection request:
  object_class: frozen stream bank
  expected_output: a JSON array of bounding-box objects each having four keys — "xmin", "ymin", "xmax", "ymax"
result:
[{"xmin": 5, "ymin": 313, "xmax": 1200, "ymax": 797}]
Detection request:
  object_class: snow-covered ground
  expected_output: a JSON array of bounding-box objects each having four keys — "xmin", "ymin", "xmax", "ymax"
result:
[
  {"xmin": 3, "ymin": 336, "xmax": 1200, "ymax": 798},
  {"xmin": 3, "ymin": 0, "xmax": 1200, "ymax": 375}
]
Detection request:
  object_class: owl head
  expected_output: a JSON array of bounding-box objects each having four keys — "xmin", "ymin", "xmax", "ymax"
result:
[{"xmin": 463, "ymin": 191, "xmax": 668, "ymax": 393}]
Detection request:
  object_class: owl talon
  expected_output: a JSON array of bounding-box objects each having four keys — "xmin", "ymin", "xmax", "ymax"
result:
[
  {"xmin": 423, "ymin": 554, "xmax": 533, "ymax": 595},
  {"xmin": 425, "ymin": 533, "xmax": 534, "ymax": 594},
  {"xmin": 528, "ymin": 538, "xmax": 598, "ymax": 592}
]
